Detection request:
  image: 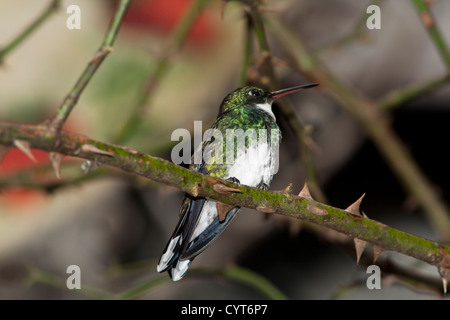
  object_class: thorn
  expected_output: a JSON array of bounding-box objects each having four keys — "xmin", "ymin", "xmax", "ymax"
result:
[
  {"xmin": 0, "ymin": 145, "xmax": 11, "ymax": 164},
  {"xmin": 307, "ymin": 204, "xmax": 328, "ymax": 216},
  {"xmin": 49, "ymin": 152, "xmax": 64, "ymax": 179},
  {"xmin": 13, "ymin": 140, "xmax": 36, "ymax": 162},
  {"xmin": 372, "ymin": 245, "xmax": 385, "ymax": 264},
  {"xmin": 81, "ymin": 144, "xmax": 114, "ymax": 157},
  {"xmin": 442, "ymin": 277, "xmax": 448, "ymax": 295},
  {"xmin": 298, "ymin": 181, "xmax": 313, "ymax": 199},
  {"xmin": 256, "ymin": 206, "xmax": 276, "ymax": 213},
  {"xmin": 127, "ymin": 148, "xmax": 140, "ymax": 155},
  {"xmin": 438, "ymin": 267, "xmax": 450, "ymax": 295},
  {"xmin": 213, "ymin": 183, "xmax": 242, "ymax": 195},
  {"xmin": 354, "ymin": 238, "xmax": 369, "ymax": 264},
  {"xmin": 346, "ymin": 193, "xmax": 366, "ymax": 216},
  {"xmin": 204, "ymin": 177, "xmax": 218, "ymax": 185},
  {"xmin": 216, "ymin": 201, "xmax": 235, "ymax": 222}
]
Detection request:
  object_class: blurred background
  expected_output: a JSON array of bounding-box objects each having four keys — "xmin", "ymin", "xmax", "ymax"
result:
[{"xmin": 0, "ymin": 0, "xmax": 450, "ymax": 299}]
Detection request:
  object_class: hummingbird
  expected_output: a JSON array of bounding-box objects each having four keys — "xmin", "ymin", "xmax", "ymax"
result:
[{"xmin": 157, "ymin": 83, "xmax": 318, "ymax": 281}]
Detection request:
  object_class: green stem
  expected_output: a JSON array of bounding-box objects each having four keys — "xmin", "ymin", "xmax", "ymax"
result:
[
  {"xmin": 112, "ymin": 265, "xmax": 287, "ymax": 300},
  {"xmin": 314, "ymin": 0, "xmax": 383, "ymax": 57},
  {"xmin": 238, "ymin": 13, "xmax": 254, "ymax": 87},
  {"xmin": 112, "ymin": 276, "xmax": 170, "ymax": 300},
  {"xmin": 410, "ymin": 0, "xmax": 450, "ymax": 73},
  {"xmin": 29, "ymin": 267, "xmax": 112, "ymax": 299},
  {"xmin": 379, "ymin": 76, "xmax": 449, "ymax": 110},
  {"xmin": 0, "ymin": 0, "xmax": 62, "ymax": 63},
  {"xmin": 47, "ymin": 0, "xmax": 131, "ymax": 135},
  {"xmin": 223, "ymin": 266, "xmax": 287, "ymax": 300}
]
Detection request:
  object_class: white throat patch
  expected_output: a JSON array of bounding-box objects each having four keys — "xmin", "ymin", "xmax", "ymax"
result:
[{"xmin": 256, "ymin": 102, "xmax": 275, "ymax": 120}]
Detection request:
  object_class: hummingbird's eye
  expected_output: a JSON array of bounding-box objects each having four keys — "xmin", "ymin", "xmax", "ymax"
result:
[{"xmin": 249, "ymin": 89, "xmax": 261, "ymax": 97}]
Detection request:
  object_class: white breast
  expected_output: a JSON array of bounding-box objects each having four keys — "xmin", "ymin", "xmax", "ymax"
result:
[{"xmin": 226, "ymin": 142, "xmax": 275, "ymax": 187}]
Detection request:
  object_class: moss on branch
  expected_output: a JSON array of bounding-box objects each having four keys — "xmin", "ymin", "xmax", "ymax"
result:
[{"xmin": 0, "ymin": 121, "xmax": 449, "ymax": 273}]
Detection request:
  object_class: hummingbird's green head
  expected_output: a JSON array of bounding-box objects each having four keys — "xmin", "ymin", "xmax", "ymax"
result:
[
  {"xmin": 219, "ymin": 86, "xmax": 269, "ymax": 115},
  {"xmin": 218, "ymin": 84, "xmax": 318, "ymax": 118}
]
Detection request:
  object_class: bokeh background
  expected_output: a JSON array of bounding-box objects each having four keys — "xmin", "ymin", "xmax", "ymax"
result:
[{"xmin": 0, "ymin": 0, "xmax": 450, "ymax": 299}]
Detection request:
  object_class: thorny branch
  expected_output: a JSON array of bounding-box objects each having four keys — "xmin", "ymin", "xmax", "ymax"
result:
[
  {"xmin": 0, "ymin": 121, "xmax": 449, "ymax": 292},
  {"xmin": 265, "ymin": 13, "xmax": 450, "ymax": 244}
]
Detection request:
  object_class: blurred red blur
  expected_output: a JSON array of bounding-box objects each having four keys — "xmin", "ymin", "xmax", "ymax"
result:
[{"xmin": 122, "ymin": 0, "xmax": 220, "ymax": 46}]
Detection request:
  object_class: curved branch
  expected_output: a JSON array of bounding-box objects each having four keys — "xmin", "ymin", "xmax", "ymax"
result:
[
  {"xmin": 0, "ymin": 121, "xmax": 449, "ymax": 276},
  {"xmin": 378, "ymin": 75, "xmax": 450, "ymax": 110},
  {"xmin": 0, "ymin": 0, "xmax": 62, "ymax": 64}
]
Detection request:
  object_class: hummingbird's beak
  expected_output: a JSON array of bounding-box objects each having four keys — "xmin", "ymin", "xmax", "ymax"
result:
[{"xmin": 270, "ymin": 83, "xmax": 318, "ymax": 100}]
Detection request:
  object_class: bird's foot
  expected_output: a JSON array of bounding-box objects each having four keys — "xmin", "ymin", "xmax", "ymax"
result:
[
  {"xmin": 226, "ymin": 177, "xmax": 241, "ymax": 185},
  {"xmin": 256, "ymin": 181, "xmax": 269, "ymax": 191}
]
